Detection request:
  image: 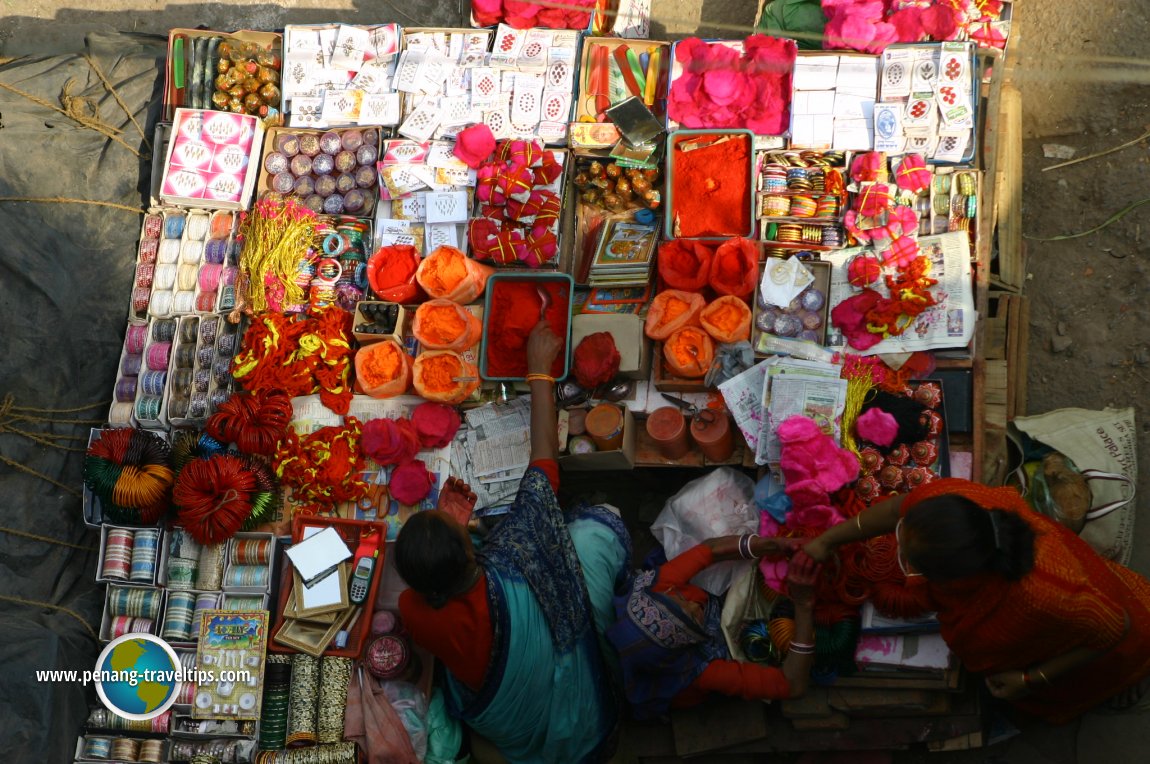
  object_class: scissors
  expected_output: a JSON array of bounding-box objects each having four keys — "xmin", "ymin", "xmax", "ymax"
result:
[{"xmin": 660, "ymin": 393, "xmax": 718, "ymax": 425}]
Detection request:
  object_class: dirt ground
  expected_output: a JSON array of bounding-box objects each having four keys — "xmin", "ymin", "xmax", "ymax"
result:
[{"xmin": 2, "ymin": 0, "xmax": 1148, "ymax": 761}]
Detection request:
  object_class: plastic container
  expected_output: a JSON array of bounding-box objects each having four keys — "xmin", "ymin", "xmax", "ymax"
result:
[
  {"xmin": 690, "ymin": 410, "xmax": 734, "ymax": 462},
  {"xmin": 665, "ymin": 129, "xmax": 756, "ymax": 240},
  {"xmin": 646, "ymin": 406, "xmax": 690, "ymax": 459},
  {"xmin": 585, "ymin": 403, "xmax": 625, "ymax": 451},
  {"xmin": 479, "ymin": 271, "xmax": 574, "ymax": 382}
]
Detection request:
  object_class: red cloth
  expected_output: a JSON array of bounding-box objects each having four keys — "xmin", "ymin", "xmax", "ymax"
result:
[
  {"xmin": 901, "ymin": 478, "xmax": 1150, "ymax": 723},
  {"xmin": 397, "ymin": 458, "xmax": 561, "ymax": 690},
  {"xmin": 656, "ymin": 544, "xmax": 791, "ymax": 704}
]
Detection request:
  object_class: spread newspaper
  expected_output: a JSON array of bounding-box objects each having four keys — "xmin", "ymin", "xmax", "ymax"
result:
[{"xmin": 823, "ymin": 231, "xmax": 976, "ymax": 355}]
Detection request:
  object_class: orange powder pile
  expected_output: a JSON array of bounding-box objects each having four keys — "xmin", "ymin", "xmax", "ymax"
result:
[
  {"xmin": 421, "ymin": 248, "xmax": 469, "ymax": 296},
  {"xmin": 421, "ymin": 304, "xmax": 467, "ymax": 345},
  {"xmin": 359, "ymin": 342, "xmax": 405, "ymax": 388},
  {"xmin": 417, "ymin": 352, "xmax": 463, "ymax": 394}
]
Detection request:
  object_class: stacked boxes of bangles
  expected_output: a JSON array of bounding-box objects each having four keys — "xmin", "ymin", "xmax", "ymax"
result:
[{"xmin": 757, "ymin": 150, "xmax": 848, "ymax": 257}]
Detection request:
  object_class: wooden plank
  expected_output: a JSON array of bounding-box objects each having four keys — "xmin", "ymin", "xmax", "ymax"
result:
[
  {"xmin": 781, "ymin": 687, "xmax": 833, "ymax": 719},
  {"xmin": 671, "ymin": 698, "xmax": 769, "ymax": 757},
  {"xmin": 993, "ymin": 83, "xmax": 1025, "ymax": 291},
  {"xmin": 828, "ymin": 687, "xmax": 952, "ymax": 717},
  {"xmin": 791, "ymin": 712, "xmax": 852, "ymax": 731},
  {"xmin": 1013, "ymin": 295, "xmax": 1030, "ymax": 416}
]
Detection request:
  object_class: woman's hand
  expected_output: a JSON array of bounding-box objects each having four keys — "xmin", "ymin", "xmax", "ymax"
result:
[
  {"xmin": 752, "ymin": 536, "xmax": 804, "ymax": 560},
  {"xmin": 985, "ymin": 670, "xmax": 1032, "ymax": 701},
  {"xmin": 784, "ymin": 551, "xmax": 821, "ymax": 609},
  {"xmin": 802, "ymin": 536, "xmax": 833, "ymax": 564},
  {"xmin": 437, "ymin": 476, "xmax": 477, "ymax": 526},
  {"xmin": 526, "ymin": 321, "xmax": 562, "ymax": 376}
]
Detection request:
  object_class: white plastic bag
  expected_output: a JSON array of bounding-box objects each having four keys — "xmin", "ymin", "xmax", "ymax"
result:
[
  {"xmin": 650, "ymin": 467, "xmax": 757, "ymax": 595},
  {"xmin": 1010, "ymin": 407, "xmax": 1138, "ymax": 565}
]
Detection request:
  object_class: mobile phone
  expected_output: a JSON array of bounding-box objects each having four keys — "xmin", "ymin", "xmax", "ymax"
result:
[{"xmin": 349, "ymin": 553, "xmax": 376, "ymax": 605}]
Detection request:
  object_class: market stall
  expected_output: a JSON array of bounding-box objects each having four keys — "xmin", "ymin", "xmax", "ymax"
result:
[{"xmin": 11, "ymin": 2, "xmax": 1039, "ymax": 759}]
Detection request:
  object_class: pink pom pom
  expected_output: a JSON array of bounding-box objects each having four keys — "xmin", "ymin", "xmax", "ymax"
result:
[
  {"xmin": 411, "ymin": 402, "xmax": 461, "ymax": 449},
  {"xmin": 390, "ymin": 460, "xmax": 434, "ymax": 505},
  {"xmin": 856, "ymin": 408, "xmax": 899, "ymax": 447}
]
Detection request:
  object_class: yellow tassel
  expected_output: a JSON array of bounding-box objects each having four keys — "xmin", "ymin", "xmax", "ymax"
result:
[
  {"xmin": 841, "ymin": 374, "xmax": 876, "ymax": 456},
  {"xmin": 238, "ymin": 200, "xmax": 317, "ymax": 314}
]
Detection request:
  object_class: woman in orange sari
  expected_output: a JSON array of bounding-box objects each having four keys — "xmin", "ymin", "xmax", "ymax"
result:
[{"xmin": 803, "ymin": 477, "xmax": 1150, "ymax": 723}]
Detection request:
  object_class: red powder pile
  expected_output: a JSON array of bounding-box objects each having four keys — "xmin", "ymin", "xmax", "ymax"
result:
[
  {"xmin": 671, "ymin": 135, "xmax": 751, "ymax": 237},
  {"xmin": 485, "ymin": 280, "xmax": 569, "ymax": 378}
]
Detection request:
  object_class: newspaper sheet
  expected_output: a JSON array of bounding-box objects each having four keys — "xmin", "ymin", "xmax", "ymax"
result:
[
  {"xmin": 718, "ymin": 361, "xmax": 770, "ymax": 452},
  {"xmin": 450, "ymin": 396, "xmax": 534, "ymax": 511},
  {"xmin": 288, "ymin": 394, "xmax": 450, "ymax": 538},
  {"xmin": 754, "ymin": 358, "xmax": 846, "ymax": 465},
  {"xmin": 823, "ymin": 231, "xmax": 975, "ymax": 356}
]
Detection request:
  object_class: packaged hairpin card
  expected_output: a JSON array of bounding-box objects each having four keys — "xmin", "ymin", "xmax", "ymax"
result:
[
  {"xmin": 192, "ymin": 610, "xmax": 268, "ymax": 720},
  {"xmin": 875, "ymin": 42, "xmax": 976, "ymax": 164},
  {"xmin": 281, "ymin": 23, "xmax": 402, "ymax": 129}
]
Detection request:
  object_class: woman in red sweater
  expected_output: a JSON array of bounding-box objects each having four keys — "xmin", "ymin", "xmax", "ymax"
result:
[{"xmin": 394, "ymin": 322, "xmax": 630, "ymax": 763}]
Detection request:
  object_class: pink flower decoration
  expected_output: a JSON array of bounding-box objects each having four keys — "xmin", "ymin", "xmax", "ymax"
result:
[
  {"xmin": 853, "ymin": 183, "xmax": 892, "ymax": 217},
  {"xmin": 453, "ymin": 123, "xmax": 496, "ymax": 169},
  {"xmin": 667, "ymin": 35, "xmax": 794, "ymax": 134},
  {"xmin": 831, "ymin": 289, "xmax": 885, "ymax": 351},
  {"xmin": 921, "ymin": 4, "xmax": 960, "ymax": 39},
  {"xmin": 889, "ymin": 7, "xmax": 927, "ymax": 41},
  {"xmin": 471, "ymin": 0, "xmax": 502, "ymax": 27},
  {"xmin": 850, "ymin": 152, "xmax": 886, "ymax": 183},
  {"xmin": 888, "ymin": 205, "xmax": 919, "ymax": 237},
  {"xmin": 523, "ymin": 225, "xmax": 557, "ymax": 268},
  {"xmin": 857, "ymin": 407, "xmax": 899, "ymax": 447},
  {"xmin": 895, "ymin": 154, "xmax": 931, "ymax": 193},
  {"xmin": 847, "ymin": 253, "xmax": 882, "ymax": 287},
  {"xmin": 881, "ymin": 236, "xmax": 920, "ymax": 268}
]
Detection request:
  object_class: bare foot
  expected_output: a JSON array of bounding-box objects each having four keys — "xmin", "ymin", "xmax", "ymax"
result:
[{"xmin": 438, "ymin": 476, "xmax": 478, "ymax": 526}]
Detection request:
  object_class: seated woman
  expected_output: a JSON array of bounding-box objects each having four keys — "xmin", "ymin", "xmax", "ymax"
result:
[
  {"xmin": 803, "ymin": 477, "xmax": 1150, "ymax": 723},
  {"xmin": 606, "ymin": 534, "xmax": 819, "ymax": 720},
  {"xmin": 395, "ymin": 321, "xmax": 630, "ymax": 763}
]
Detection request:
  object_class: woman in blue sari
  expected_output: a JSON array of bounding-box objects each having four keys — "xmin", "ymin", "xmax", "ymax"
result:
[{"xmin": 396, "ymin": 322, "xmax": 630, "ymax": 763}]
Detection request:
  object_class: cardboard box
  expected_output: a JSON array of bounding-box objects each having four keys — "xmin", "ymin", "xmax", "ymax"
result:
[
  {"xmin": 571, "ymin": 37, "xmax": 671, "ymax": 150},
  {"xmin": 95, "ymin": 525, "xmax": 163, "ymax": 586},
  {"xmin": 160, "ymin": 109, "xmax": 265, "ymax": 211},
  {"xmin": 280, "ymin": 23, "xmax": 402, "ymax": 128},
  {"xmin": 223, "ymin": 532, "xmax": 277, "ymax": 593},
  {"xmin": 752, "ymin": 258, "xmax": 832, "ymax": 355},
  {"xmin": 257, "ymin": 125, "xmax": 383, "ymax": 217},
  {"xmin": 352, "ymin": 301, "xmax": 409, "ymax": 346},
  {"xmin": 163, "ymin": 29, "xmax": 282, "ymax": 121},
  {"xmin": 100, "ymin": 584, "xmax": 163, "ymax": 642},
  {"xmin": 570, "ymin": 313, "xmax": 649, "ymax": 380},
  {"xmin": 559, "ymin": 406, "xmax": 636, "ymax": 471}
]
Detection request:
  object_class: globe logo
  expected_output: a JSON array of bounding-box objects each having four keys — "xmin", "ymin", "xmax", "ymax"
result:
[{"xmin": 94, "ymin": 634, "xmax": 181, "ymax": 720}]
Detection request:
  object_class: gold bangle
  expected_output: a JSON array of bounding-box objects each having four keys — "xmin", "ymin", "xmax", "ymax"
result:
[
  {"xmin": 525, "ymin": 373, "xmax": 555, "ymax": 384},
  {"xmin": 1036, "ymin": 668, "xmax": 1052, "ymax": 685},
  {"xmin": 855, "ymin": 514, "xmax": 863, "ymax": 532}
]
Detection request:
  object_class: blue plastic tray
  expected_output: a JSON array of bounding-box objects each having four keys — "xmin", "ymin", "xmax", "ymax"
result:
[
  {"xmin": 665, "ymin": 129, "xmax": 756, "ymax": 240},
  {"xmin": 479, "ymin": 272, "xmax": 574, "ymax": 382}
]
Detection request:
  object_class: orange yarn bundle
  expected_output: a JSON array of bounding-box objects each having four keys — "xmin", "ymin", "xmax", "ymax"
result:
[
  {"xmin": 231, "ymin": 306, "xmax": 354, "ymax": 415},
  {"xmin": 274, "ymin": 416, "xmax": 369, "ymax": 514}
]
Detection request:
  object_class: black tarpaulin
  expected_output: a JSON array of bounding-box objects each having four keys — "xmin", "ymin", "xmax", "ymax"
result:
[{"xmin": 0, "ymin": 32, "xmax": 165, "ymax": 760}]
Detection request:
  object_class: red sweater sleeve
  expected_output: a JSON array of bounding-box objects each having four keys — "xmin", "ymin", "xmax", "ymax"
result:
[
  {"xmin": 530, "ymin": 458, "xmax": 559, "ymax": 493},
  {"xmin": 653, "ymin": 544, "xmax": 713, "ymax": 604},
  {"xmin": 398, "ymin": 577, "xmax": 493, "ymax": 691},
  {"xmin": 690, "ymin": 659, "xmax": 791, "ymax": 700}
]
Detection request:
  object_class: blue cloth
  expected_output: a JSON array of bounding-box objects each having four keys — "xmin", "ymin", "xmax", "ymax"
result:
[
  {"xmin": 605, "ymin": 569, "xmax": 729, "ymax": 721},
  {"xmin": 444, "ymin": 467, "xmax": 630, "ymax": 763}
]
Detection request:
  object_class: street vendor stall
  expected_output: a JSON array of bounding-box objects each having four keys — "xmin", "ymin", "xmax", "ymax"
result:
[{"xmin": 0, "ymin": 3, "xmax": 1050, "ymax": 760}]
